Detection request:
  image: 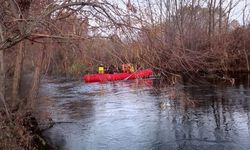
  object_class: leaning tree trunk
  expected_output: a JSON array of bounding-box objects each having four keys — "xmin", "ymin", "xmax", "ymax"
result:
[
  {"xmin": 12, "ymin": 41, "xmax": 25, "ymax": 104},
  {"xmin": 10, "ymin": 0, "xmax": 31, "ymax": 107},
  {"xmin": 28, "ymin": 45, "xmax": 45, "ymax": 109},
  {"xmin": 0, "ymin": 24, "xmax": 5, "ymax": 108},
  {"xmin": 0, "ymin": 26, "xmax": 4, "ymax": 95}
]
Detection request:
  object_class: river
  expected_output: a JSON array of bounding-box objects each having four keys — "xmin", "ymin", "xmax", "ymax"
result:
[{"xmin": 37, "ymin": 75, "xmax": 250, "ymax": 150}]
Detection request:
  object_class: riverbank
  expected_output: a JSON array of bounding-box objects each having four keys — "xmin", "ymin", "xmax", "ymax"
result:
[{"xmin": 0, "ymin": 109, "xmax": 53, "ymax": 150}]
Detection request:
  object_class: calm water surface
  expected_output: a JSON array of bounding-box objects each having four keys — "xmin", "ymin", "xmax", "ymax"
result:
[{"xmin": 38, "ymin": 76, "xmax": 250, "ymax": 150}]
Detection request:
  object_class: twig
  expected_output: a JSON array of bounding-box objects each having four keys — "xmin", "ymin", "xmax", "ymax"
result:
[{"xmin": 0, "ymin": 92, "xmax": 11, "ymax": 122}]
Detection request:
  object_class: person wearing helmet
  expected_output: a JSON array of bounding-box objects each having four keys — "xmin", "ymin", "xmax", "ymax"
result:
[{"xmin": 98, "ymin": 64, "xmax": 105, "ymax": 74}]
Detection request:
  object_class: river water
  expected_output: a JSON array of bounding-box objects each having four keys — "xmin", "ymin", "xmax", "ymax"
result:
[{"xmin": 38, "ymin": 75, "xmax": 250, "ymax": 150}]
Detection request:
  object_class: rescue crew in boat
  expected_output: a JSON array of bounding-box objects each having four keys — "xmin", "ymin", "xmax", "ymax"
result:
[
  {"xmin": 98, "ymin": 64, "xmax": 105, "ymax": 74},
  {"xmin": 107, "ymin": 64, "xmax": 121, "ymax": 74},
  {"xmin": 85, "ymin": 64, "xmax": 152, "ymax": 82},
  {"xmin": 122, "ymin": 63, "xmax": 135, "ymax": 73},
  {"xmin": 128, "ymin": 63, "xmax": 135, "ymax": 73},
  {"xmin": 106, "ymin": 64, "xmax": 115, "ymax": 74},
  {"xmin": 99, "ymin": 63, "xmax": 135, "ymax": 74}
]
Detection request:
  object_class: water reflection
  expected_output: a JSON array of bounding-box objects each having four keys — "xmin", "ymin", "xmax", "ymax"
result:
[{"xmin": 39, "ymin": 77, "xmax": 250, "ymax": 150}]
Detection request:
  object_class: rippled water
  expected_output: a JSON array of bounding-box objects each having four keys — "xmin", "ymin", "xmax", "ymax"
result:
[{"xmin": 38, "ymin": 76, "xmax": 250, "ymax": 150}]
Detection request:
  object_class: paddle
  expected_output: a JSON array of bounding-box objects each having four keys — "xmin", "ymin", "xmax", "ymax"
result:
[
  {"xmin": 123, "ymin": 73, "xmax": 134, "ymax": 81},
  {"xmin": 123, "ymin": 66, "xmax": 142, "ymax": 81}
]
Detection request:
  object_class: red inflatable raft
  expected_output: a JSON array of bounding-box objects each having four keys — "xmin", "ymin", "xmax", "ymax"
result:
[{"xmin": 83, "ymin": 69, "xmax": 153, "ymax": 83}]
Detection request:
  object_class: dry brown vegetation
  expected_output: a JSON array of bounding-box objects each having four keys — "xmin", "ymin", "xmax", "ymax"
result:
[
  {"xmin": 0, "ymin": 110, "xmax": 52, "ymax": 150},
  {"xmin": 0, "ymin": 0, "xmax": 250, "ymax": 149}
]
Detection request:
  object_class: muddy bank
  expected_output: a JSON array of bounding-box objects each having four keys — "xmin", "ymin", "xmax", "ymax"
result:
[
  {"xmin": 0, "ymin": 110, "xmax": 53, "ymax": 150},
  {"xmin": 0, "ymin": 76, "xmax": 53, "ymax": 149}
]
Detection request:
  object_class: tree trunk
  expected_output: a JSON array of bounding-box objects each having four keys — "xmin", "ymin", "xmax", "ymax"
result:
[
  {"xmin": 0, "ymin": 25, "xmax": 5, "ymax": 98},
  {"xmin": 226, "ymin": 0, "xmax": 233, "ymax": 31},
  {"xmin": 10, "ymin": 0, "xmax": 31, "ymax": 108},
  {"xmin": 219, "ymin": 0, "xmax": 222, "ymax": 32},
  {"xmin": 243, "ymin": 41, "xmax": 249, "ymax": 72},
  {"xmin": 12, "ymin": 41, "xmax": 25, "ymax": 105},
  {"xmin": 212, "ymin": 0, "xmax": 216, "ymax": 34},
  {"xmin": 208, "ymin": 0, "xmax": 213, "ymax": 40},
  {"xmin": 28, "ymin": 45, "xmax": 45, "ymax": 109},
  {"xmin": 208, "ymin": 0, "xmax": 214, "ymax": 49},
  {"xmin": 242, "ymin": 0, "xmax": 247, "ymax": 27},
  {"xmin": 0, "ymin": 25, "xmax": 5, "ymax": 109}
]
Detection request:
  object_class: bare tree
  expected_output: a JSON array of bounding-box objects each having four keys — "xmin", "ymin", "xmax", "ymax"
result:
[
  {"xmin": 10, "ymin": 0, "xmax": 32, "ymax": 105},
  {"xmin": 0, "ymin": 0, "xmax": 138, "ymax": 110}
]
